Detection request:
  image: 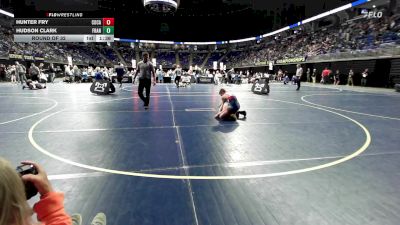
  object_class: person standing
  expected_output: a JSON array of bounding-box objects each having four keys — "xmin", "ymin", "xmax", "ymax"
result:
[
  {"xmin": 0, "ymin": 64, "xmax": 5, "ymax": 82},
  {"xmin": 157, "ymin": 69, "xmax": 163, "ymax": 83},
  {"xmin": 334, "ymin": 69, "xmax": 340, "ymax": 85},
  {"xmin": 296, "ymin": 64, "xmax": 303, "ymax": 91},
  {"xmin": 9, "ymin": 65, "xmax": 17, "ymax": 83},
  {"xmin": 312, "ymin": 68, "xmax": 317, "ymax": 83},
  {"xmin": 361, "ymin": 68, "xmax": 368, "ymax": 87},
  {"xmin": 348, "ymin": 69, "xmax": 354, "ymax": 86},
  {"xmin": 321, "ymin": 67, "xmax": 331, "ymax": 84},
  {"xmin": 48, "ymin": 63, "xmax": 56, "ymax": 83},
  {"xmin": 134, "ymin": 52, "xmax": 156, "ymax": 110},
  {"xmin": 16, "ymin": 61, "xmax": 27, "ymax": 85},
  {"xmin": 30, "ymin": 63, "xmax": 40, "ymax": 81},
  {"xmin": 115, "ymin": 63, "xmax": 125, "ymax": 88},
  {"xmin": 174, "ymin": 64, "xmax": 182, "ymax": 88},
  {"xmin": 306, "ymin": 68, "xmax": 311, "ymax": 83}
]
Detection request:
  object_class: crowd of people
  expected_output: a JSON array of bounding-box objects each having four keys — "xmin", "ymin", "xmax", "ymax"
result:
[
  {"xmin": 224, "ymin": 12, "xmax": 400, "ymax": 68},
  {"xmin": 2, "ymin": 13, "xmax": 398, "ymax": 70}
]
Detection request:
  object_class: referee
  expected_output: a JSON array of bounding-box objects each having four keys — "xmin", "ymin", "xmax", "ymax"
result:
[{"xmin": 134, "ymin": 52, "xmax": 156, "ymax": 110}]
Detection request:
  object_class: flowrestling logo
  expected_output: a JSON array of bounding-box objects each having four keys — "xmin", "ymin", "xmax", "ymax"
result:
[{"xmin": 362, "ymin": 10, "xmax": 384, "ymax": 19}]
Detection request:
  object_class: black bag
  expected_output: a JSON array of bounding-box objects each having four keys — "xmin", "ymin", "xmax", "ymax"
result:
[
  {"xmin": 251, "ymin": 78, "xmax": 270, "ymax": 94},
  {"xmin": 90, "ymin": 80, "xmax": 115, "ymax": 95}
]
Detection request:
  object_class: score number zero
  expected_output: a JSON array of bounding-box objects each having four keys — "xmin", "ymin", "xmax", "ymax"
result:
[
  {"xmin": 91, "ymin": 18, "xmax": 114, "ymax": 34},
  {"xmin": 91, "ymin": 27, "xmax": 113, "ymax": 34}
]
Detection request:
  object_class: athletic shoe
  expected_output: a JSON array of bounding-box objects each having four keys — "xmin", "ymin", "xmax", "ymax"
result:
[
  {"xmin": 235, "ymin": 112, "xmax": 240, "ymax": 118},
  {"xmin": 90, "ymin": 212, "xmax": 106, "ymax": 225},
  {"xmin": 144, "ymin": 106, "xmax": 149, "ymax": 110},
  {"xmin": 243, "ymin": 111, "xmax": 247, "ymax": 118},
  {"xmin": 71, "ymin": 214, "xmax": 82, "ymax": 225},
  {"xmin": 22, "ymin": 86, "xmax": 25, "ymax": 90}
]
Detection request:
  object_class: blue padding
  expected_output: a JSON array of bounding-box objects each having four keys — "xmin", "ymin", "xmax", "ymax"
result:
[
  {"xmin": 289, "ymin": 23, "xmax": 299, "ymax": 29},
  {"xmin": 119, "ymin": 39, "xmax": 139, "ymax": 43},
  {"xmin": 352, "ymin": 0, "xmax": 368, "ymax": 7}
]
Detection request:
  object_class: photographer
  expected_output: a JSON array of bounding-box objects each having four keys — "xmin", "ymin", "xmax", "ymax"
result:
[{"xmin": 0, "ymin": 158, "xmax": 72, "ymax": 225}]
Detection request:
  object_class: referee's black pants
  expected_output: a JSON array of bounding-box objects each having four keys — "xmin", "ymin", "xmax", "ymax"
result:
[{"xmin": 138, "ymin": 78, "xmax": 152, "ymax": 106}]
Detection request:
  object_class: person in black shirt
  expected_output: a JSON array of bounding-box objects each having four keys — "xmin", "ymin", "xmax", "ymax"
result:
[
  {"xmin": 115, "ymin": 63, "xmax": 125, "ymax": 88},
  {"xmin": 134, "ymin": 52, "xmax": 156, "ymax": 110}
]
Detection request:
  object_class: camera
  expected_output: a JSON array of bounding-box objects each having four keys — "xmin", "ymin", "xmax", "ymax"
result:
[{"xmin": 16, "ymin": 164, "xmax": 38, "ymax": 200}]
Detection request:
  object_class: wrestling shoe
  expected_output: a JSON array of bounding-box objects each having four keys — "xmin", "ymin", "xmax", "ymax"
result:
[
  {"xmin": 71, "ymin": 214, "xmax": 82, "ymax": 225},
  {"xmin": 90, "ymin": 213, "xmax": 106, "ymax": 225}
]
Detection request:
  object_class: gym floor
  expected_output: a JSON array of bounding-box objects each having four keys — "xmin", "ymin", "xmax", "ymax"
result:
[{"xmin": 1, "ymin": 82, "xmax": 399, "ymax": 225}]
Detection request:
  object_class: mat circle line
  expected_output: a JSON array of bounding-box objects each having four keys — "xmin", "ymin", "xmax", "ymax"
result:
[
  {"xmin": 28, "ymin": 96, "xmax": 371, "ymax": 180},
  {"xmin": 0, "ymin": 96, "xmax": 58, "ymax": 125},
  {"xmin": 301, "ymin": 93, "xmax": 400, "ymax": 121}
]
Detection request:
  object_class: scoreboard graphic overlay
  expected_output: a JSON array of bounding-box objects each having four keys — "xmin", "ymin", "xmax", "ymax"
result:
[{"xmin": 14, "ymin": 13, "xmax": 114, "ymax": 43}]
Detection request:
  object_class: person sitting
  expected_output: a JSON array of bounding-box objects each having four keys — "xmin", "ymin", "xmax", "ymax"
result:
[
  {"xmin": 0, "ymin": 158, "xmax": 72, "ymax": 225},
  {"xmin": 214, "ymin": 88, "xmax": 247, "ymax": 121},
  {"xmin": 181, "ymin": 75, "xmax": 191, "ymax": 87}
]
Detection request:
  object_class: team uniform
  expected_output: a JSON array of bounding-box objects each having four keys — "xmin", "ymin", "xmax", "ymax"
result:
[
  {"xmin": 226, "ymin": 95, "xmax": 240, "ymax": 114},
  {"xmin": 218, "ymin": 94, "xmax": 246, "ymax": 121}
]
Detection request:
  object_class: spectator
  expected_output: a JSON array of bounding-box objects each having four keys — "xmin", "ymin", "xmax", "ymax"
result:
[
  {"xmin": 0, "ymin": 158, "xmax": 71, "ymax": 225},
  {"xmin": 0, "ymin": 64, "xmax": 6, "ymax": 82},
  {"xmin": 312, "ymin": 68, "xmax": 317, "ymax": 83},
  {"xmin": 9, "ymin": 65, "xmax": 17, "ymax": 83},
  {"xmin": 29, "ymin": 63, "xmax": 40, "ymax": 81},
  {"xmin": 296, "ymin": 64, "xmax": 303, "ymax": 91},
  {"xmin": 334, "ymin": 69, "xmax": 340, "ymax": 85},
  {"xmin": 16, "ymin": 61, "xmax": 27, "ymax": 85},
  {"xmin": 348, "ymin": 69, "xmax": 354, "ymax": 86},
  {"xmin": 48, "ymin": 63, "xmax": 56, "ymax": 83},
  {"xmin": 321, "ymin": 67, "xmax": 331, "ymax": 84},
  {"xmin": 361, "ymin": 68, "xmax": 369, "ymax": 86}
]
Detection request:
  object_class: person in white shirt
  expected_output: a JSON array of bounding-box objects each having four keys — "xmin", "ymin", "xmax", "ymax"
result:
[
  {"xmin": 296, "ymin": 64, "xmax": 303, "ymax": 91},
  {"xmin": 215, "ymin": 71, "xmax": 221, "ymax": 85},
  {"xmin": 174, "ymin": 65, "xmax": 182, "ymax": 88},
  {"xmin": 361, "ymin": 68, "xmax": 368, "ymax": 87}
]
